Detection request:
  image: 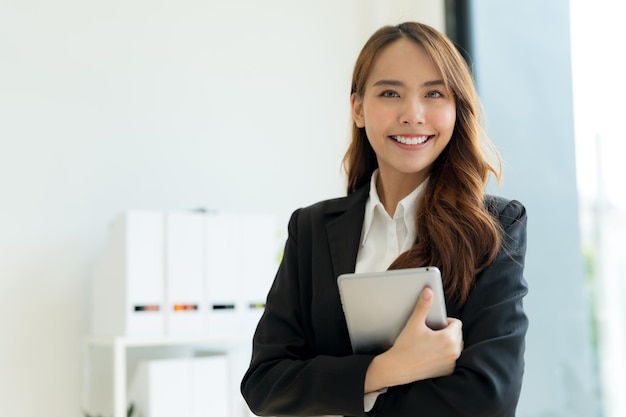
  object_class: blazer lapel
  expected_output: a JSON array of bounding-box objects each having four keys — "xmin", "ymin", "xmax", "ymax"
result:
[{"xmin": 325, "ymin": 185, "xmax": 369, "ymax": 279}]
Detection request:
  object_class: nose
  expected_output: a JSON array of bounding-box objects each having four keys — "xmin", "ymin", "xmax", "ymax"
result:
[{"xmin": 401, "ymin": 98, "xmax": 425, "ymax": 125}]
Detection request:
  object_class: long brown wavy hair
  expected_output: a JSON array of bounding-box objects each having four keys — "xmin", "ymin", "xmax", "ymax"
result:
[{"xmin": 343, "ymin": 22, "xmax": 503, "ymax": 305}]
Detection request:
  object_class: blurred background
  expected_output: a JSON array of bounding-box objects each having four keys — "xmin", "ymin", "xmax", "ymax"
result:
[{"xmin": 0, "ymin": 0, "xmax": 623, "ymax": 416}]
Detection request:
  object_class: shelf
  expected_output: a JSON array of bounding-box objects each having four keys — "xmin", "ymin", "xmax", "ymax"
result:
[{"xmin": 83, "ymin": 335, "xmax": 251, "ymax": 417}]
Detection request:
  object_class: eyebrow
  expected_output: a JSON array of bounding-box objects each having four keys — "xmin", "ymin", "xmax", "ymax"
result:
[{"xmin": 372, "ymin": 79, "xmax": 445, "ymax": 88}]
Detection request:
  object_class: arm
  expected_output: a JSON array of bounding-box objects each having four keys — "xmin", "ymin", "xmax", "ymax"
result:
[
  {"xmin": 371, "ymin": 199, "xmax": 529, "ymax": 416},
  {"xmin": 240, "ymin": 208, "xmax": 374, "ymax": 417}
]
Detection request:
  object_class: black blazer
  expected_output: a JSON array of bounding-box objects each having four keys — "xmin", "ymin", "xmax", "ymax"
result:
[{"xmin": 241, "ymin": 184, "xmax": 529, "ymax": 417}]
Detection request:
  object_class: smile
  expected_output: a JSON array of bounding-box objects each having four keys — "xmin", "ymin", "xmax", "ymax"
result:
[{"xmin": 390, "ymin": 135, "xmax": 432, "ymax": 145}]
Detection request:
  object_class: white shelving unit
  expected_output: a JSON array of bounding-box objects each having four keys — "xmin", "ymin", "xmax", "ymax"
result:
[{"xmin": 83, "ymin": 335, "xmax": 251, "ymax": 417}]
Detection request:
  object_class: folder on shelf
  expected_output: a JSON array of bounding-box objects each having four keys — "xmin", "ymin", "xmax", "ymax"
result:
[
  {"xmin": 190, "ymin": 355, "xmax": 231, "ymax": 417},
  {"xmin": 127, "ymin": 355, "xmax": 231, "ymax": 417},
  {"xmin": 91, "ymin": 211, "xmax": 165, "ymax": 338},
  {"xmin": 164, "ymin": 211, "xmax": 206, "ymax": 337},
  {"xmin": 91, "ymin": 209, "xmax": 279, "ymax": 340},
  {"xmin": 239, "ymin": 214, "xmax": 278, "ymax": 338},
  {"xmin": 204, "ymin": 213, "xmax": 243, "ymax": 338}
]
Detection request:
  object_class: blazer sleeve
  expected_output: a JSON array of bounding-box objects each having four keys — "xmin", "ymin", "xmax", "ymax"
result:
[
  {"xmin": 240, "ymin": 208, "xmax": 376, "ymax": 417},
  {"xmin": 372, "ymin": 199, "xmax": 529, "ymax": 417}
]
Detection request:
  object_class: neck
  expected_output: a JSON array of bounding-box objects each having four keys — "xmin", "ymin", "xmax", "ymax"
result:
[{"xmin": 376, "ymin": 171, "xmax": 425, "ymax": 217}]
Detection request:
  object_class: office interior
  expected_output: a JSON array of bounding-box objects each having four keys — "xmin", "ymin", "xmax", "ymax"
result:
[{"xmin": 0, "ymin": 0, "xmax": 624, "ymax": 416}]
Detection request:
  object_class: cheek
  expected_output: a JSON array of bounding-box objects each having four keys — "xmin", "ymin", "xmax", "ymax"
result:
[
  {"xmin": 363, "ymin": 106, "xmax": 396, "ymax": 135},
  {"xmin": 433, "ymin": 106, "xmax": 457, "ymax": 133}
]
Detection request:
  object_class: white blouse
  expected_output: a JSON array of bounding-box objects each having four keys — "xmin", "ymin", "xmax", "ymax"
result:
[{"xmin": 355, "ymin": 170, "xmax": 426, "ymax": 273}]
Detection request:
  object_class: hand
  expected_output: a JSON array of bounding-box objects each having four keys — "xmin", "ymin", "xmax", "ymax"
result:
[{"xmin": 365, "ymin": 287, "xmax": 463, "ymax": 392}]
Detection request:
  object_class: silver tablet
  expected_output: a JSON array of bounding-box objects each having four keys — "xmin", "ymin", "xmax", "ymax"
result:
[{"xmin": 337, "ymin": 267, "xmax": 448, "ymax": 355}]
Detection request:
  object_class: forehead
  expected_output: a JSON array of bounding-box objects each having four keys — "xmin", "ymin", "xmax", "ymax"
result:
[{"xmin": 367, "ymin": 38, "xmax": 442, "ymax": 84}]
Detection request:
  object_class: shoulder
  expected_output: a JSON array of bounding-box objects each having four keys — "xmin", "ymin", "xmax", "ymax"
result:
[
  {"xmin": 484, "ymin": 195, "xmax": 527, "ymax": 229},
  {"xmin": 485, "ymin": 195, "xmax": 528, "ymax": 258},
  {"xmin": 290, "ymin": 185, "xmax": 369, "ymax": 224}
]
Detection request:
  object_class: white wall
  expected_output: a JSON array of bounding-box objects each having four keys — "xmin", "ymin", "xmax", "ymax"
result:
[{"xmin": 0, "ymin": 1, "xmax": 443, "ymax": 416}]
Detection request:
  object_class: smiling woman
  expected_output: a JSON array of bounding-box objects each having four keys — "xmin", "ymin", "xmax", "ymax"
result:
[{"xmin": 241, "ymin": 21, "xmax": 528, "ymax": 417}]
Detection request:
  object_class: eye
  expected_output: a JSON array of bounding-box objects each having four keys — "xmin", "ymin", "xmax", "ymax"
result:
[
  {"xmin": 380, "ymin": 90, "xmax": 400, "ymax": 98},
  {"xmin": 426, "ymin": 90, "xmax": 444, "ymax": 98}
]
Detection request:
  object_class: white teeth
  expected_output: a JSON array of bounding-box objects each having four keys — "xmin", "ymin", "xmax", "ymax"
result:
[{"xmin": 392, "ymin": 135, "xmax": 428, "ymax": 145}]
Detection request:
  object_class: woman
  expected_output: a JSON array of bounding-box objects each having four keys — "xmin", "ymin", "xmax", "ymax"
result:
[{"xmin": 241, "ymin": 21, "xmax": 528, "ymax": 417}]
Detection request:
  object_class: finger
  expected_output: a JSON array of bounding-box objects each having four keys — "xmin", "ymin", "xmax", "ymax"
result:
[
  {"xmin": 446, "ymin": 317, "xmax": 463, "ymax": 332},
  {"xmin": 444, "ymin": 318, "xmax": 464, "ymax": 353},
  {"xmin": 445, "ymin": 319, "xmax": 463, "ymax": 343},
  {"xmin": 405, "ymin": 287, "xmax": 434, "ymax": 328}
]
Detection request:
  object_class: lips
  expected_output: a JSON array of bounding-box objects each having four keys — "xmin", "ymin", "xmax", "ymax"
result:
[{"xmin": 390, "ymin": 135, "xmax": 432, "ymax": 145}]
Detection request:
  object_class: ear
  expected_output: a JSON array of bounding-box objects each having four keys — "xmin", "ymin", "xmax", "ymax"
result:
[{"xmin": 350, "ymin": 93, "xmax": 365, "ymax": 128}]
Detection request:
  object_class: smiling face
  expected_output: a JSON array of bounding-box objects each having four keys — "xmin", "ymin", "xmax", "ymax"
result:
[{"xmin": 351, "ymin": 38, "xmax": 456, "ymax": 194}]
